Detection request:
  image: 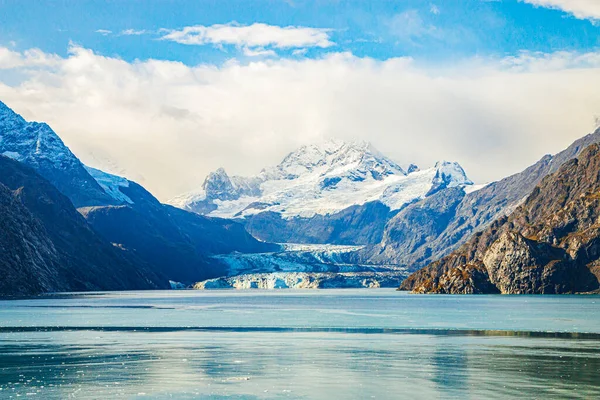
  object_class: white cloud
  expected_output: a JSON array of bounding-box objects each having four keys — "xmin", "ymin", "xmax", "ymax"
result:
[
  {"xmin": 0, "ymin": 47, "xmax": 61, "ymax": 69},
  {"xmin": 521, "ymin": 0, "xmax": 600, "ymax": 21},
  {"xmin": 95, "ymin": 29, "xmax": 112, "ymax": 35},
  {"xmin": 1, "ymin": 45, "xmax": 600, "ymax": 201},
  {"xmin": 502, "ymin": 50, "xmax": 600, "ymax": 71},
  {"xmin": 161, "ymin": 22, "xmax": 334, "ymax": 49},
  {"xmin": 242, "ymin": 47, "xmax": 276, "ymax": 57},
  {"xmin": 120, "ymin": 29, "xmax": 149, "ymax": 36},
  {"xmin": 430, "ymin": 4, "xmax": 441, "ymax": 15},
  {"xmin": 292, "ymin": 48, "xmax": 308, "ymax": 56}
]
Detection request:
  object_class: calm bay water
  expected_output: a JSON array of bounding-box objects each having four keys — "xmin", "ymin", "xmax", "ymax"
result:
[{"xmin": 0, "ymin": 289, "xmax": 599, "ymax": 399}]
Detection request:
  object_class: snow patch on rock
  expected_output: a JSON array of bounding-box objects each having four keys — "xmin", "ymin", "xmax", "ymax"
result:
[{"xmin": 85, "ymin": 166, "xmax": 133, "ymax": 204}]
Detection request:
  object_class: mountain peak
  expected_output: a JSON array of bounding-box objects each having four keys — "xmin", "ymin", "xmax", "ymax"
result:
[
  {"xmin": 272, "ymin": 138, "xmax": 405, "ymax": 180},
  {"xmin": 426, "ymin": 161, "xmax": 473, "ymax": 196},
  {"xmin": 407, "ymin": 164, "xmax": 420, "ymax": 174},
  {"xmin": 0, "ymin": 101, "xmax": 26, "ymax": 128},
  {"xmin": 0, "ymin": 99, "xmax": 117, "ymax": 207},
  {"xmin": 171, "ymin": 137, "xmax": 476, "ymax": 219},
  {"xmin": 202, "ymin": 167, "xmax": 239, "ymax": 200}
]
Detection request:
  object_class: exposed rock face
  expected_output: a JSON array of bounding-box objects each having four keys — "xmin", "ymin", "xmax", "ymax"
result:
[
  {"xmin": 0, "ymin": 180, "xmax": 63, "ymax": 296},
  {"xmin": 368, "ymin": 187, "xmax": 466, "ymax": 264},
  {"xmin": 166, "ymin": 205, "xmax": 280, "ymax": 255},
  {"xmin": 0, "ymin": 156, "xmax": 166, "ymax": 296},
  {"xmin": 407, "ymin": 164, "xmax": 420, "ymax": 174},
  {"xmin": 203, "ymin": 168, "xmax": 247, "ymax": 201},
  {"xmin": 400, "ymin": 144, "xmax": 600, "ymax": 294},
  {"xmin": 370, "ymin": 129, "xmax": 600, "ymax": 270},
  {"xmin": 243, "ymin": 201, "xmax": 395, "ymax": 245}
]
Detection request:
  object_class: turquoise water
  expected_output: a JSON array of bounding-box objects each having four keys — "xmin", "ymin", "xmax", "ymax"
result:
[{"xmin": 0, "ymin": 289, "xmax": 599, "ymax": 399}]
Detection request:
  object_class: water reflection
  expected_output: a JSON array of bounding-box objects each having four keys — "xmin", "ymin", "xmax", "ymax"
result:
[
  {"xmin": 2, "ymin": 290, "xmax": 600, "ymax": 399},
  {"xmin": 431, "ymin": 342, "xmax": 469, "ymax": 397},
  {"xmin": 1, "ymin": 329, "xmax": 599, "ymax": 399}
]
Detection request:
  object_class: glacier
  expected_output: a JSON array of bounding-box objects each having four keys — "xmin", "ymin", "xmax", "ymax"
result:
[
  {"xmin": 193, "ymin": 243, "xmax": 408, "ymax": 290},
  {"xmin": 195, "ymin": 272, "xmax": 404, "ymax": 289}
]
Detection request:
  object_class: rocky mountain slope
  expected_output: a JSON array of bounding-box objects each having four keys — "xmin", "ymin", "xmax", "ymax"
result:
[
  {"xmin": 0, "ymin": 156, "xmax": 166, "ymax": 296},
  {"xmin": 367, "ymin": 129, "xmax": 600, "ymax": 270},
  {"xmin": 170, "ymin": 139, "xmax": 473, "ymax": 245},
  {"xmin": 80, "ymin": 175, "xmax": 279, "ymax": 284},
  {"xmin": 0, "ymin": 101, "xmax": 279, "ymax": 287},
  {"xmin": 400, "ymin": 144, "xmax": 600, "ymax": 294}
]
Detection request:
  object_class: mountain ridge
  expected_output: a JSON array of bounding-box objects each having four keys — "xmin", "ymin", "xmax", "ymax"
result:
[
  {"xmin": 365, "ymin": 128, "xmax": 600, "ymax": 271},
  {"xmin": 0, "ymin": 100, "xmax": 279, "ymax": 290},
  {"xmin": 169, "ymin": 138, "xmax": 473, "ymax": 220},
  {"xmin": 400, "ymin": 143, "xmax": 600, "ymax": 294}
]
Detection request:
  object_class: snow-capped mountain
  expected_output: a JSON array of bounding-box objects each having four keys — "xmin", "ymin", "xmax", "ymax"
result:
[
  {"xmin": 0, "ymin": 101, "xmax": 117, "ymax": 207},
  {"xmin": 170, "ymin": 138, "xmax": 474, "ymax": 219}
]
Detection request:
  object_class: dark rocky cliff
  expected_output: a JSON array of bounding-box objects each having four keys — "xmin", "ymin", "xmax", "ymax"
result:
[{"xmin": 0, "ymin": 156, "xmax": 166, "ymax": 296}]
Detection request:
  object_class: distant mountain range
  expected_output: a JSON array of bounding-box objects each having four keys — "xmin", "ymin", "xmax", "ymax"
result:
[
  {"xmin": 169, "ymin": 139, "xmax": 474, "ymax": 245},
  {"xmin": 2, "ymin": 98, "xmax": 600, "ymax": 295}
]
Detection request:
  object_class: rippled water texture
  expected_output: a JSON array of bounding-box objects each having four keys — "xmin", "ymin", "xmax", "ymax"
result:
[{"xmin": 0, "ymin": 289, "xmax": 599, "ymax": 399}]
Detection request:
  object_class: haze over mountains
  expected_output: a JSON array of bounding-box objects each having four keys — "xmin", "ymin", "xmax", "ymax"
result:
[{"xmin": 2, "ymin": 98, "xmax": 600, "ymax": 295}]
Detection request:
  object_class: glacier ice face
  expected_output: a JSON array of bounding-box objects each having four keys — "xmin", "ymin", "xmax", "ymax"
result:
[
  {"xmin": 193, "ymin": 242, "xmax": 408, "ymax": 289},
  {"xmin": 194, "ymin": 272, "xmax": 404, "ymax": 289},
  {"xmin": 170, "ymin": 138, "xmax": 474, "ymax": 219}
]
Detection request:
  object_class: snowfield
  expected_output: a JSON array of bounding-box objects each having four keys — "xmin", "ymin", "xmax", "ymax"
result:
[{"xmin": 85, "ymin": 166, "xmax": 133, "ymax": 204}]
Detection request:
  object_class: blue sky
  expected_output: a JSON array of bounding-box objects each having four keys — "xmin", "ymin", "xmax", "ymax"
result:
[
  {"xmin": 1, "ymin": 0, "xmax": 599, "ymax": 66},
  {"xmin": 2, "ymin": 0, "xmax": 600, "ymax": 199}
]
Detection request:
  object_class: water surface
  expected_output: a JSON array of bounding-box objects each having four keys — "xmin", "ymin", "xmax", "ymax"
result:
[{"xmin": 0, "ymin": 289, "xmax": 599, "ymax": 399}]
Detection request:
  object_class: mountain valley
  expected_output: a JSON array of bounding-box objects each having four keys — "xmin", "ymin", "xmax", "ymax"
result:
[{"xmin": 3, "ymin": 98, "xmax": 600, "ymax": 295}]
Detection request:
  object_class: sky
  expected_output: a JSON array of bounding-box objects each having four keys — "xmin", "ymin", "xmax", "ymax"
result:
[{"xmin": 1, "ymin": 0, "xmax": 600, "ymax": 200}]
